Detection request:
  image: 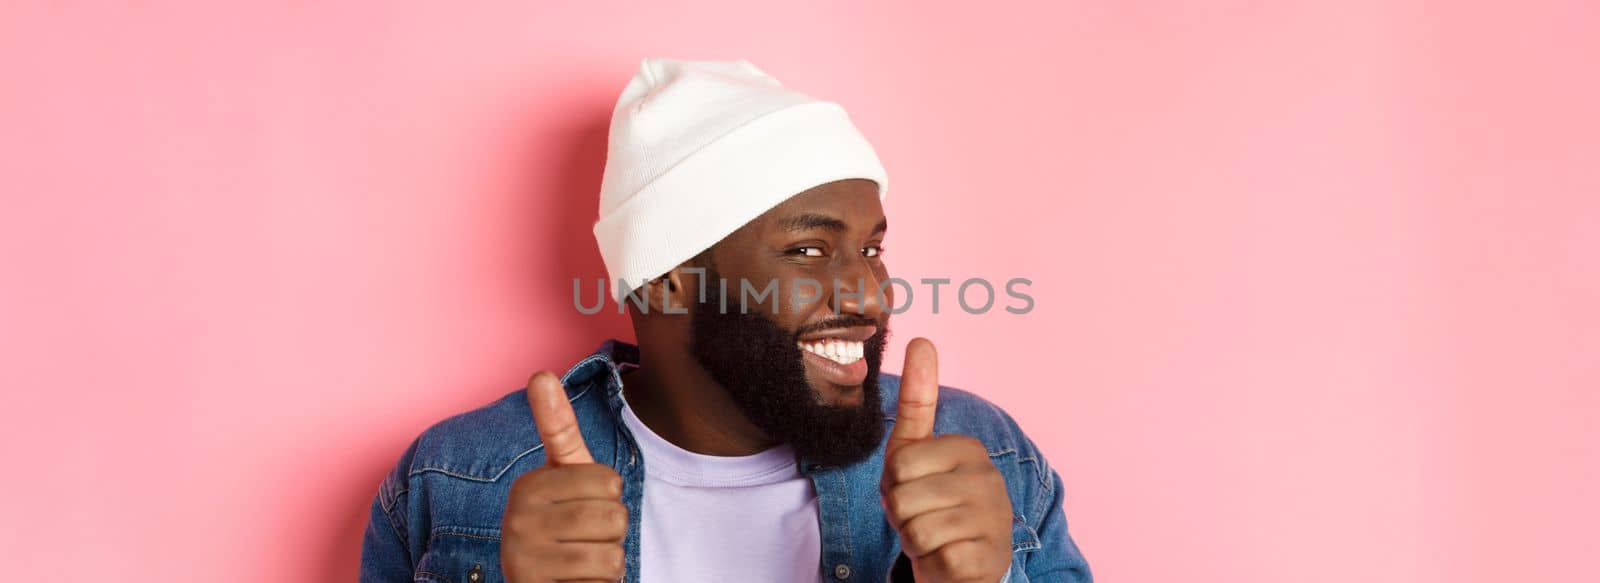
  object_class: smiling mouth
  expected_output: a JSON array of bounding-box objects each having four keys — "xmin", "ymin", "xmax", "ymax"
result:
[{"xmin": 796, "ymin": 339, "xmax": 865, "ymax": 365}]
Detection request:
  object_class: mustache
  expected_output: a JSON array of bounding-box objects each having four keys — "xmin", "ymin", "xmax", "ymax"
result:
[{"xmin": 791, "ymin": 314, "xmax": 886, "ymax": 340}]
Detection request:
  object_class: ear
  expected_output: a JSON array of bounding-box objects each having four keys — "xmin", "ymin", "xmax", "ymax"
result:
[{"xmin": 636, "ymin": 266, "xmax": 700, "ymax": 315}]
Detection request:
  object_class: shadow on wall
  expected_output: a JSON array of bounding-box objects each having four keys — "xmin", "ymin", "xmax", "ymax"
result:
[
  {"xmin": 313, "ymin": 91, "xmax": 630, "ymax": 577},
  {"xmin": 517, "ymin": 104, "xmax": 634, "ymax": 351}
]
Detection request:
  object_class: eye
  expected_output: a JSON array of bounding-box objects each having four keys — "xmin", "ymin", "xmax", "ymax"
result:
[
  {"xmin": 788, "ymin": 246, "xmax": 826, "ymax": 258},
  {"xmin": 862, "ymin": 245, "xmax": 885, "ymax": 258}
]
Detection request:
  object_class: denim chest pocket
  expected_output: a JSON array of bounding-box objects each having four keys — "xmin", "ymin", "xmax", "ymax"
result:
[{"xmin": 414, "ymin": 527, "xmax": 503, "ymax": 583}]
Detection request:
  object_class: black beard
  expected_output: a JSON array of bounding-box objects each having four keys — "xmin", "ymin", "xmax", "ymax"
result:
[{"xmin": 688, "ymin": 274, "xmax": 889, "ymax": 467}]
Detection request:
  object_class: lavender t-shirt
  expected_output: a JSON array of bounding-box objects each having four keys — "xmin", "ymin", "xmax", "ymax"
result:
[{"xmin": 620, "ymin": 395, "xmax": 827, "ymax": 583}]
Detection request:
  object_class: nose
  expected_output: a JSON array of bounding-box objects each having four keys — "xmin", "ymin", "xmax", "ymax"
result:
[{"xmin": 832, "ymin": 256, "xmax": 885, "ymax": 319}]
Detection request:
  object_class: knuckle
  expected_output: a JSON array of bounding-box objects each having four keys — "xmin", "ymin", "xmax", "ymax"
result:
[
  {"xmin": 903, "ymin": 520, "xmax": 932, "ymax": 552},
  {"xmin": 886, "ymin": 483, "xmax": 916, "ymax": 517},
  {"xmin": 512, "ymin": 467, "xmax": 547, "ymax": 492},
  {"xmin": 940, "ymin": 542, "xmax": 985, "ymax": 577},
  {"xmin": 579, "ymin": 465, "xmax": 623, "ymax": 494},
  {"xmin": 979, "ymin": 465, "xmax": 1006, "ymax": 489},
  {"xmin": 942, "ymin": 543, "xmax": 979, "ymax": 576},
  {"xmin": 503, "ymin": 512, "xmax": 536, "ymax": 539},
  {"xmin": 573, "ymin": 500, "xmax": 601, "ymax": 522},
  {"xmin": 949, "ymin": 434, "xmax": 986, "ymax": 454},
  {"xmin": 603, "ymin": 545, "xmax": 626, "ymax": 576},
  {"xmin": 891, "ymin": 467, "xmax": 913, "ymax": 485},
  {"xmin": 888, "ymin": 498, "xmax": 909, "ymax": 521},
  {"xmin": 581, "ymin": 500, "xmax": 612, "ymax": 523},
  {"xmin": 606, "ymin": 502, "xmax": 628, "ymax": 531},
  {"xmin": 558, "ymin": 544, "xmax": 588, "ymax": 565},
  {"xmin": 901, "ymin": 437, "xmax": 933, "ymax": 457},
  {"xmin": 881, "ymin": 456, "xmax": 903, "ymax": 482},
  {"xmin": 929, "ymin": 547, "xmax": 958, "ymax": 574},
  {"xmin": 885, "ymin": 495, "xmax": 907, "ymax": 520},
  {"xmin": 889, "ymin": 456, "xmax": 919, "ymax": 483},
  {"xmin": 883, "ymin": 450, "xmax": 905, "ymax": 473},
  {"xmin": 991, "ymin": 511, "xmax": 1013, "ymax": 536}
]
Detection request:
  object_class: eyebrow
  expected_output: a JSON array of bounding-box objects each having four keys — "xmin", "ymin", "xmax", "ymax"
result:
[{"xmin": 778, "ymin": 213, "xmax": 888, "ymax": 236}]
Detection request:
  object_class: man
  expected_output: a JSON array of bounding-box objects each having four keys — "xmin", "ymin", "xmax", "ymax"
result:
[{"xmin": 361, "ymin": 58, "xmax": 1092, "ymax": 583}]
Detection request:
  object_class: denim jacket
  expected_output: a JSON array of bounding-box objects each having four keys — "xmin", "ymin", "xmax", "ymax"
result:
[{"xmin": 361, "ymin": 340, "xmax": 1092, "ymax": 582}]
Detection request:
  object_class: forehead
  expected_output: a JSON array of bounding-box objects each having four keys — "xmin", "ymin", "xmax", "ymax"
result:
[{"xmin": 749, "ymin": 178, "xmax": 884, "ymax": 231}]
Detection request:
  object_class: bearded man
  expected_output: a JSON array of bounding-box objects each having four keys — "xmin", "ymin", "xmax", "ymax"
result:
[{"xmin": 360, "ymin": 58, "xmax": 1092, "ymax": 583}]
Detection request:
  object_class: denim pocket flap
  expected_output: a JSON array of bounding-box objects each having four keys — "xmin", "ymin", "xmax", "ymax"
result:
[
  {"xmin": 1011, "ymin": 514, "xmax": 1042, "ymax": 553},
  {"xmin": 415, "ymin": 526, "xmax": 502, "ymax": 583}
]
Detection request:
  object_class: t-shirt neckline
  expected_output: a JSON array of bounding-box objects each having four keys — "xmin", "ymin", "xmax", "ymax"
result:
[{"xmin": 618, "ymin": 393, "xmax": 802, "ymax": 488}]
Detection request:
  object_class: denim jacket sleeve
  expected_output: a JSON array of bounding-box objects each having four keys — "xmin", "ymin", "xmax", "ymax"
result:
[
  {"xmin": 1026, "ymin": 460, "xmax": 1092, "ymax": 580},
  {"xmin": 882, "ymin": 377, "xmax": 1093, "ymax": 583},
  {"xmin": 360, "ymin": 437, "xmax": 419, "ymax": 582},
  {"xmin": 997, "ymin": 427, "xmax": 1092, "ymax": 582},
  {"xmin": 887, "ymin": 455, "xmax": 1091, "ymax": 583},
  {"xmin": 1004, "ymin": 400, "xmax": 1091, "ymax": 582}
]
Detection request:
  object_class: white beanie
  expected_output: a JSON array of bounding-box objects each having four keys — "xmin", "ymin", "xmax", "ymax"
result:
[{"xmin": 593, "ymin": 58, "xmax": 888, "ymax": 301}]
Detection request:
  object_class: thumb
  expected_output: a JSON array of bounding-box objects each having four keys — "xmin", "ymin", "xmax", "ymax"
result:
[
  {"xmin": 526, "ymin": 371, "xmax": 594, "ymax": 465},
  {"xmin": 887, "ymin": 337, "xmax": 939, "ymax": 455}
]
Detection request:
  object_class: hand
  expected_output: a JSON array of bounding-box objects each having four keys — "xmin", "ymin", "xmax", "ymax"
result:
[
  {"xmin": 881, "ymin": 339, "xmax": 1013, "ymax": 583},
  {"xmin": 501, "ymin": 371, "xmax": 627, "ymax": 583}
]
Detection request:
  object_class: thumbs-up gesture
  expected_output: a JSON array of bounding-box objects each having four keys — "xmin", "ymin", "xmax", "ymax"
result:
[
  {"xmin": 501, "ymin": 372, "xmax": 627, "ymax": 583},
  {"xmin": 882, "ymin": 339, "xmax": 1013, "ymax": 583}
]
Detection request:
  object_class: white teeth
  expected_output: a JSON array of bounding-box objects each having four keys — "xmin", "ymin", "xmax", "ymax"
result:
[{"xmin": 797, "ymin": 339, "xmax": 865, "ymax": 365}]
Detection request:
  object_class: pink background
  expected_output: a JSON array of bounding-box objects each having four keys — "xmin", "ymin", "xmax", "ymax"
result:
[{"xmin": 2, "ymin": 1, "xmax": 1596, "ymax": 581}]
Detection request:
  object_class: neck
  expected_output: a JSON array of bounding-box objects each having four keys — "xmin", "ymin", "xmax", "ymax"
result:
[{"xmin": 622, "ymin": 340, "xmax": 777, "ymax": 456}]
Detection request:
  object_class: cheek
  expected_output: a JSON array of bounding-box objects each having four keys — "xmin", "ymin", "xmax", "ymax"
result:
[
  {"xmin": 713, "ymin": 267, "xmax": 779, "ymax": 311},
  {"xmin": 766, "ymin": 268, "xmax": 822, "ymax": 309},
  {"xmin": 770, "ymin": 274, "xmax": 815, "ymax": 328},
  {"xmin": 724, "ymin": 269, "xmax": 811, "ymax": 328}
]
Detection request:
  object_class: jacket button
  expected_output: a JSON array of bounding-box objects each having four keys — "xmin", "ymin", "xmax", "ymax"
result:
[
  {"xmin": 468, "ymin": 565, "xmax": 483, "ymax": 582},
  {"xmin": 833, "ymin": 564, "xmax": 851, "ymax": 579}
]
